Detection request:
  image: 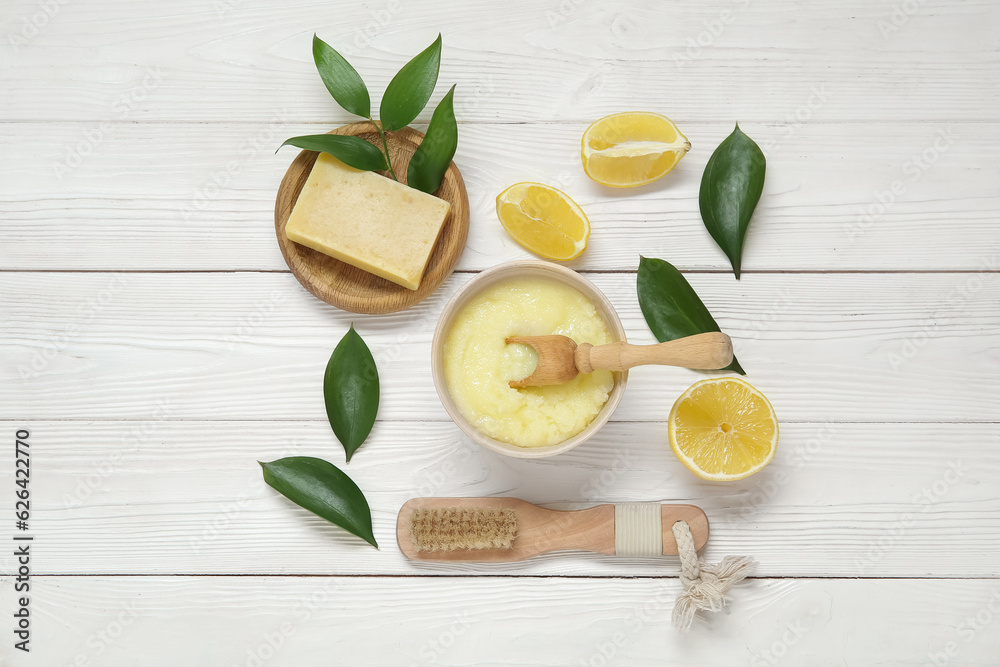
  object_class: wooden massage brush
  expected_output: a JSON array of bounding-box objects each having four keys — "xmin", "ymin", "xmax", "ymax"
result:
[{"xmin": 396, "ymin": 497, "xmax": 756, "ymax": 631}]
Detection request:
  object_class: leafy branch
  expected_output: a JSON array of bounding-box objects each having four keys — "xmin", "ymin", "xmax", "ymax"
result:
[{"xmin": 279, "ymin": 34, "xmax": 458, "ymax": 194}]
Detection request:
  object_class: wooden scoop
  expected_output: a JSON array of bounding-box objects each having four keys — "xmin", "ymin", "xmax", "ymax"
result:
[{"xmin": 506, "ymin": 331, "xmax": 733, "ymax": 388}]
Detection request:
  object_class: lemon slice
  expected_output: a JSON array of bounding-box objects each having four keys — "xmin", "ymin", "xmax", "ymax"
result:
[
  {"xmin": 581, "ymin": 112, "xmax": 691, "ymax": 188},
  {"xmin": 668, "ymin": 377, "xmax": 778, "ymax": 481},
  {"xmin": 496, "ymin": 182, "xmax": 590, "ymax": 261}
]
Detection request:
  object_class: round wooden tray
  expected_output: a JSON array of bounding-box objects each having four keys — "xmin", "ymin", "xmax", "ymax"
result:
[{"xmin": 274, "ymin": 122, "xmax": 470, "ymax": 314}]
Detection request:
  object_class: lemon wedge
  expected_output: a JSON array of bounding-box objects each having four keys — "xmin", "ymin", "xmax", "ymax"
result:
[
  {"xmin": 496, "ymin": 182, "xmax": 590, "ymax": 261},
  {"xmin": 582, "ymin": 112, "xmax": 691, "ymax": 187}
]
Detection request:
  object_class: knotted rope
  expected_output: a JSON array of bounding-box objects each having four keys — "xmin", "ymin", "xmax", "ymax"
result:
[{"xmin": 670, "ymin": 520, "xmax": 757, "ymax": 632}]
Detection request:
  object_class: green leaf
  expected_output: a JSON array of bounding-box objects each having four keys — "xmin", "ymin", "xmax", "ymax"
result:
[
  {"xmin": 379, "ymin": 34, "xmax": 442, "ymax": 132},
  {"xmin": 260, "ymin": 457, "xmax": 377, "ymax": 548},
  {"xmin": 279, "ymin": 134, "xmax": 388, "ymax": 172},
  {"xmin": 637, "ymin": 256, "xmax": 745, "ymax": 374},
  {"xmin": 324, "ymin": 325, "xmax": 379, "ymax": 462},
  {"xmin": 312, "ymin": 34, "xmax": 370, "ymax": 117},
  {"xmin": 406, "ymin": 85, "xmax": 458, "ymax": 194},
  {"xmin": 699, "ymin": 124, "xmax": 766, "ymax": 279}
]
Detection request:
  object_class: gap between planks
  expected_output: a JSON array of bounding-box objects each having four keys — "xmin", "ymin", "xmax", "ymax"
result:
[
  {"xmin": 0, "ymin": 419, "xmax": 996, "ymax": 424},
  {"xmin": 0, "ymin": 269, "xmax": 998, "ymax": 275},
  {"xmin": 16, "ymin": 573, "xmax": 1000, "ymax": 580},
  {"xmin": 1, "ymin": 119, "xmax": 998, "ymax": 126}
]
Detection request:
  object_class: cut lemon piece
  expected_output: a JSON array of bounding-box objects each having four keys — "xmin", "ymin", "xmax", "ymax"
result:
[
  {"xmin": 496, "ymin": 182, "xmax": 590, "ymax": 261},
  {"xmin": 582, "ymin": 112, "xmax": 691, "ymax": 188},
  {"xmin": 668, "ymin": 377, "xmax": 778, "ymax": 481}
]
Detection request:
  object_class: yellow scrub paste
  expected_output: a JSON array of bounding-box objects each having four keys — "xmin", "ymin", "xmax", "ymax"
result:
[{"xmin": 443, "ymin": 277, "xmax": 615, "ymax": 448}]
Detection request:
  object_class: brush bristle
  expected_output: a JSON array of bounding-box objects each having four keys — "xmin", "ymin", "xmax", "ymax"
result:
[{"xmin": 410, "ymin": 507, "xmax": 518, "ymax": 552}]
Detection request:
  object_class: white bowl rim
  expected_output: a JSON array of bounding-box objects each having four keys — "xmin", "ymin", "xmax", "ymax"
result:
[{"xmin": 431, "ymin": 260, "xmax": 629, "ymax": 459}]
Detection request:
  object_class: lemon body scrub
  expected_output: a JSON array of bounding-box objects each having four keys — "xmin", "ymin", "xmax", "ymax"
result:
[{"xmin": 443, "ymin": 277, "xmax": 615, "ymax": 448}]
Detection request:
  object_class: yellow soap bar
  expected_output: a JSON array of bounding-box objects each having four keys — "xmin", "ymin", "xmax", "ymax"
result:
[{"xmin": 285, "ymin": 153, "xmax": 451, "ymax": 290}]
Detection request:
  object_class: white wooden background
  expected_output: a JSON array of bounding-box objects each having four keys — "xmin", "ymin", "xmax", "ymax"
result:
[{"xmin": 1, "ymin": 0, "xmax": 999, "ymax": 664}]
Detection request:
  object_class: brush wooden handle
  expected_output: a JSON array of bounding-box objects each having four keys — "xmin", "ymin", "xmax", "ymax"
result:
[
  {"xmin": 397, "ymin": 498, "xmax": 709, "ymax": 562},
  {"xmin": 574, "ymin": 332, "xmax": 733, "ymax": 373}
]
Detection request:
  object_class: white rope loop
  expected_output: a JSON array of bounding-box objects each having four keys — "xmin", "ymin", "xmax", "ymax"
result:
[
  {"xmin": 671, "ymin": 520, "xmax": 758, "ymax": 632},
  {"xmin": 611, "ymin": 504, "xmax": 757, "ymax": 632},
  {"xmin": 613, "ymin": 502, "xmax": 662, "ymax": 557}
]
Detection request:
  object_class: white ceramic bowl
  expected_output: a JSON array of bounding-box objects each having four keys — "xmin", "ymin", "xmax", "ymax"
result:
[{"xmin": 431, "ymin": 260, "xmax": 628, "ymax": 459}]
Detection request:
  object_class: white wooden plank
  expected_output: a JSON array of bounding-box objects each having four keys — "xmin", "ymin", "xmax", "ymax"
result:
[
  {"xmin": 0, "ymin": 121, "xmax": 994, "ymax": 271},
  {"xmin": 4, "ymin": 576, "xmax": 999, "ymax": 666},
  {"xmin": 2, "ymin": 0, "xmax": 998, "ymax": 123},
  {"xmin": 0, "ymin": 420, "xmax": 995, "ymax": 577},
  {"xmin": 1, "ymin": 272, "xmax": 997, "ymax": 423},
  {"xmin": 2, "ymin": 0, "xmax": 996, "ymax": 662}
]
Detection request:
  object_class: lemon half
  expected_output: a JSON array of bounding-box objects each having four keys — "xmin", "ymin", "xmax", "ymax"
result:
[{"xmin": 668, "ymin": 377, "xmax": 778, "ymax": 481}]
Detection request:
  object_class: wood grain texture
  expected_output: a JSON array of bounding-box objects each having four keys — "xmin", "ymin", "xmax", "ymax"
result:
[
  {"xmin": 274, "ymin": 123, "xmax": 469, "ymax": 313},
  {"xmin": 6, "ymin": 576, "xmax": 1000, "ymax": 666},
  {"xmin": 1, "ymin": 0, "xmax": 998, "ymax": 123},
  {"xmin": 2, "ymin": 0, "xmax": 999, "ymax": 661},
  {"xmin": 1, "ymin": 121, "xmax": 997, "ymax": 272},
  {"xmin": 0, "ymin": 420, "xmax": 995, "ymax": 577},
  {"xmin": 0, "ymin": 272, "xmax": 996, "ymax": 423}
]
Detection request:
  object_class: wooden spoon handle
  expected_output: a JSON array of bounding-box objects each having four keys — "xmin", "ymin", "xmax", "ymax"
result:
[{"xmin": 575, "ymin": 332, "xmax": 733, "ymax": 373}]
